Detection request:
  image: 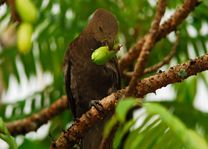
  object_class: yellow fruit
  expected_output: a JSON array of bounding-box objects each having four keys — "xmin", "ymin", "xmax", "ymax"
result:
[
  {"xmin": 16, "ymin": 0, "xmax": 38, "ymax": 23},
  {"xmin": 17, "ymin": 22, "xmax": 33, "ymax": 54}
]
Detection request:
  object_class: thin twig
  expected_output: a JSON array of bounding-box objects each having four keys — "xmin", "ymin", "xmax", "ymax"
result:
[
  {"xmin": 126, "ymin": 0, "xmax": 166, "ymax": 96},
  {"xmin": 119, "ymin": 0, "xmax": 200, "ymax": 72},
  {"xmin": 124, "ymin": 32, "xmax": 179, "ymax": 78},
  {"xmin": 51, "ymin": 53, "xmax": 208, "ymax": 149},
  {"xmin": 7, "ymin": 0, "xmax": 20, "ymax": 22},
  {"xmin": 6, "ymin": 96, "xmax": 69, "ymax": 136}
]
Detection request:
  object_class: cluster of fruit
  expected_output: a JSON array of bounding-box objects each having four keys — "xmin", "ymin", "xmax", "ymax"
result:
[{"xmin": 16, "ymin": 0, "xmax": 38, "ymax": 54}]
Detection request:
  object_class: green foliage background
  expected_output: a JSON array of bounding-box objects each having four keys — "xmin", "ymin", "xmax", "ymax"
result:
[{"xmin": 0, "ymin": 0, "xmax": 208, "ymax": 148}]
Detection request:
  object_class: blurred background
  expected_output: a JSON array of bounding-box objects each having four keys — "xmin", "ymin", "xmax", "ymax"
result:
[{"xmin": 0, "ymin": 0, "xmax": 208, "ymax": 148}]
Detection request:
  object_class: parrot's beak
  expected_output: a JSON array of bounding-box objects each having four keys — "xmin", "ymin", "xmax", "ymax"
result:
[
  {"xmin": 108, "ymin": 43, "xmax": 114, "ymax": 50},
  {"xmin": 100, "ymin": 38, "xmax": 114, "ymax": 50},
  {"xmin": 106, "ymin": 39, "xmax": 114, "ymax": 50},
  {"xmin": 107, "ymin": 40, "xmax": 121, "ymax": 52}
]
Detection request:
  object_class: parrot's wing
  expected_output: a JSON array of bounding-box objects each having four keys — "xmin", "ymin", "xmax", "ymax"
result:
[{"xmin": 64, "ymin": 60, "xmax": 77, "ymax": 118}]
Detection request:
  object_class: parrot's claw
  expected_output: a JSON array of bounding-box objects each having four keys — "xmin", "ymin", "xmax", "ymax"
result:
[
  {"xmin": 75, "ymin": 117, "xmax": 80, "ymax": 123},
  {"xmin": 90, "ymin": 100, "xmax": 104, "ymax": 114}
]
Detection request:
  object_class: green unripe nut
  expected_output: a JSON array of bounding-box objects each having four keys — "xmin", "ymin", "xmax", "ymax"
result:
[
  {"xmin": 17, "ymin": 22, "xmax": 33, "ymax": 54},
  {"xmin": 16, "ymin": 0, "xmax": 38, "ymax": 23},
  {"xmin": 91, "ymin": 46, "xmax": 116, "ymax": 65}
]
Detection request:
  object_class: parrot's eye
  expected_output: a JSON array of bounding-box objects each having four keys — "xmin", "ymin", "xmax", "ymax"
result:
[{"xmin": 99, "ymin": 26, "xmax": 103, "ymax": 32}]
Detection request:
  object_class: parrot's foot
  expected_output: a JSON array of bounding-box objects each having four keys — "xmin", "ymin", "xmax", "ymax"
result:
[
  {"xmin": 90, "ymin": 100, "xmax": 104, "ymax": 114},
  {"xmin": 74, "ymin": 117, "xmax": 80, "ymax": 122}
]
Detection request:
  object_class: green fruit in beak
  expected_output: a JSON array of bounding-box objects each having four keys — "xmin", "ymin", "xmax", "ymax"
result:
[{"xmin": 91, "ymin": 46, "xmax": 116, "ymax": 65}]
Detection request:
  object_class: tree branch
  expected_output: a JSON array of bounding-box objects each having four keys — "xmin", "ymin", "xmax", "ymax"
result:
[
  {"xmin": 51, "ymin": 54, "xmax": 208, "ymax": 149},
  {"xmin": 124, "ymin": 32, "xmax": 179, "ymax": 78},
  {"xmin": 126, "ymin": 0, "xmax": 166, "ymax": 96},
  {"xmin": 119, "ymin": 0, "xmax": 200, "ymax": 72},
  {"xmin": 0, "ymin": 0, "xmax": 20, "ymax": 22},
  {"xmin": 135, "ymin": 54, "xmax": 207, "ymax": 97},
  {"xmin": 6, "ymin": 96, "xmax": 68, "ymax": 136}
]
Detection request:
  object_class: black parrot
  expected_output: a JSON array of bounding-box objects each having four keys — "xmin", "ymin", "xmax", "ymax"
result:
[{"xmin": 64, "ymin": 8, "xmax": 120, "ymax": 149}]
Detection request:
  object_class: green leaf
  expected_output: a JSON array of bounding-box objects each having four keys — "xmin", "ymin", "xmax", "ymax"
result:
[
  {"xmin": 174, "ymin": 77, "xmax": 197, "ymax": 104},
  {"xmin": 0, "ymin": 118, "xmax": 17, "ymax": 149},
  {"xmin": 129, "ymin": 118, "xmax": 161, "ymax": 149},
  {"xmin": 103, "ymin": 115, "xmax": 118, "ymax": 139},
  {"xmin": 186, "ymin": 130, "xmax": 208, "ymax": 149},
  {"xmin": 124, "ymin": 115, "xmax": 155, "ymax": 149},
  {"xmin": 19, "ymin": 138, "xmax": 50, "ymax": 149},
  {"xmin": 113, "ymin": 119, "xmax": 136, "ymax": 149},
  {"xmin": 135, "ymin": 122, "xmax": 167, "ymax": 149},
  {"xmin": 115, "ymin": 97, "xmax": 139, "ymax": 123},
  {"xmin": 144, "ymin": 103, "xmax": 208, "ymax": 149}
]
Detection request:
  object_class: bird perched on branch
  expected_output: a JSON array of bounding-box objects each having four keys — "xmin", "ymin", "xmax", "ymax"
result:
[{"xmin": 64, "ymin": 8, "xmax": 120, "ymax": 148}]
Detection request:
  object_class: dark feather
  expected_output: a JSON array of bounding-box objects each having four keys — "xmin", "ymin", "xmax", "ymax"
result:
[{"xmin": 64, "ymin": 59, "xmax": 77, "ymax": 117}]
